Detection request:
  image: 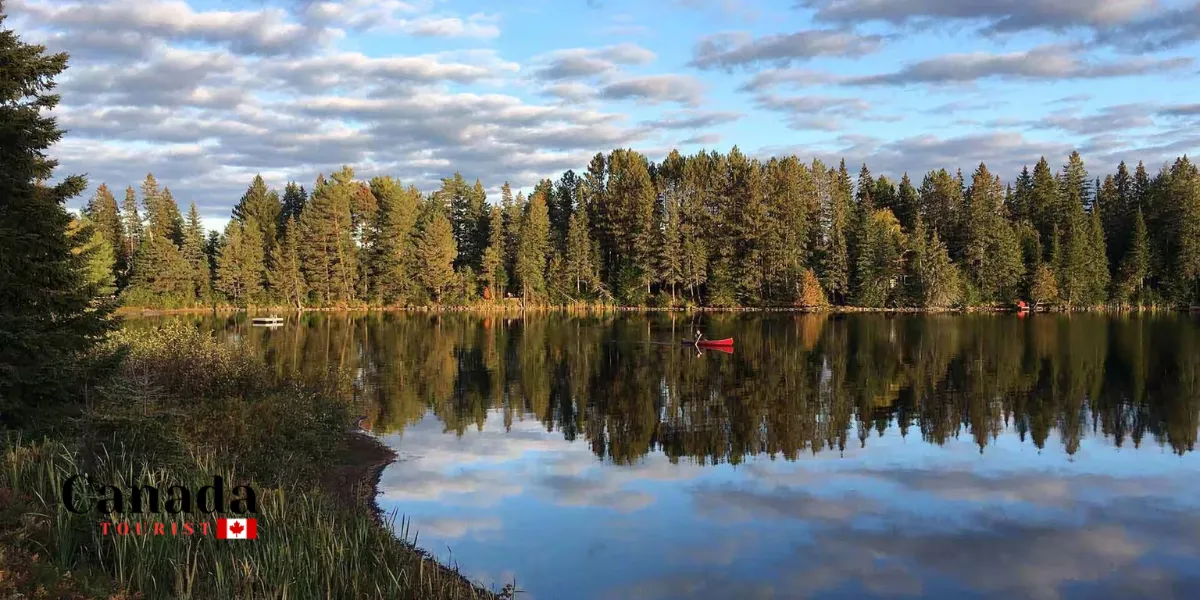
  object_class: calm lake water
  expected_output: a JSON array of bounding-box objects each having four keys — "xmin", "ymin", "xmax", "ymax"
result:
[{"xmin": 142, "ymin": 312, "xmax": 1200, "ymax": 599}]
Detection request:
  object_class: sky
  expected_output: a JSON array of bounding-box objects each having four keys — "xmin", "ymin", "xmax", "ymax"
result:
[{"xmin": 6, "ymin": 0, "xmax": 1200, "ymax": 232}]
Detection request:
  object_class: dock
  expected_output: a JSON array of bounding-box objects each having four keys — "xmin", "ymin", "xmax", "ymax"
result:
[{"xmin": 251, "ymin": 316, "xmax": 285, "ymax": 326}]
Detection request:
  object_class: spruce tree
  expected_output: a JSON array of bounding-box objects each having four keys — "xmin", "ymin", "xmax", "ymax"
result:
[
  {"xmin": 417, "ymin": 211, "xmax": 457, "ymax": 302},
  {"xmin": 480, "ymin": 205, "xmax": 508, "ymax": 299},
  {"xmin": 85, "ymin": 183, "xmax": 125, "ymax": 283},
  {"xmin": 67, "ymin": 216, "xmax": 116, "ymax": 297},
  {"xmin": 656, "ymin": 182, "xmax": 683, "ymax": 303},
  {"xmin": 1030, "ymin": 157, "xmax": 1060, "ymax": 257},
  {"xmin": 216, "ymin": 220, "xmax": 250, "ymax": 305},
  {"xmin": 233, "ymin": 174, "xmax": 282, "ymax": 247},
  {"xmin": 182, "ymin": 203, "xmax": 210, "ymax": 302},
  {"xmin": 552, "ymin": 170, "xmax": 579, "ymax": 252},
  {"xmin": 516, "ymin": 185, "xmax": 551, "ymax": 302},
  {"xmin": 1119, "ymin": 209, "xmax": 1149, "ymax": 305},
  {"xmin": 906, "ymin": 217, "xmax": 961, "ymax": 308},
  {"xmin": 365, "ymin": 177, "xmax": 419, "ymax": 305},
  {"xmin": 298, "ymin": 170, "xmax": 359, "ymax": 305},
  {"xmin": 501, "ymin": 183, "xmax": 522, "ymax": 285},
  {"xmin": 563, "ymin": 208, "xmax": 599, "ymax": 297},
  {"xmin": 1085, "ymin": 204, "xmax": 1111, "ymax": 304},
  {"xmin": 281, "ymin": 181, "xmax": 308, "ymax": 230},
  {"xmin": 1168, "ymin": 157, "xmax": 1200, "ymax": 304},
  {"xmin": 895, "ymin": 173, "xmax": 919, "ymax": 232},
  {"xmin": 121, "ymin": 185, "xmax": 142, "ymax": 274},
  {"xmin": 272, "ymin": 216, "xmax": 306, "ymax": 309},
  {"xmin": 855, "ymin": 209, "xmax": 905, "ymax": 308},
  {"xmin": 124, "ymin": 233, "xmax": 194, "ymax": 307}
]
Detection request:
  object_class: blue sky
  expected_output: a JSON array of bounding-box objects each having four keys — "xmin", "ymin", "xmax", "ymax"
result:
[{"xmin": 6, "ymin": 0, "xmax": 1200, "ymax": 232}]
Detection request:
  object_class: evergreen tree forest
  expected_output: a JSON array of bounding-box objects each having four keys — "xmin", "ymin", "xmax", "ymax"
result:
[{"xmin": 85, "ymin": 149, "xmax": 1200, "ymax": 310}]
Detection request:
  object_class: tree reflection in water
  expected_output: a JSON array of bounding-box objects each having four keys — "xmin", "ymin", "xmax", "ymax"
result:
[{"xmin": 138, "ymin": 312, "xmax": 1200, "ymax": 461}]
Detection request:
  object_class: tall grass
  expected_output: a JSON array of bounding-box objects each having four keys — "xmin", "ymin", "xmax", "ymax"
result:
[{"xmin": 0, "ymin": 322, "xmax": 512, "ymax": 599}]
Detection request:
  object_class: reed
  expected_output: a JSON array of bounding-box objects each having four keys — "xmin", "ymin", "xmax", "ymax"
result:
[{"xmin": 0, "ymin": 322, "xmax": 512, "ymax": 600}]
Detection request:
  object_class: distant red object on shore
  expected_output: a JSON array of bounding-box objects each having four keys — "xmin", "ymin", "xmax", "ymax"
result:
[
  {"xmin": 682, "ymin": 338, "xmax": 735, "ymax": 347},
  {"xmin": 1016, "ymin": 300, "xmax": 1030, "ymax": 312}
]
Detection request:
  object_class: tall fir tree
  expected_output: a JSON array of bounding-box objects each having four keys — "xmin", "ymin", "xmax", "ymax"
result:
[
  {"xmin": 365, "ymin": 177, "xmax": 419, "ymax": 305},
  {"xmin": 67, "ymin": 216, "xmax": 116, "ymax": 297},
  {"xmin": 895, "ymin": 172, "xmax": 919, "ymax": 232},
  {"xmin": 416, "ymin": 210, "xmax": 457, "ymax": 302},
  {"xmin": 121, "ymin": 185, "xmax": 142, "ymax": 275},
  {"xmin": 182, "ymin": 203, "xmax": 210, "ymax": 302},
  {"xmin": 280, "ymin": 181, "xmax": 308, "ymax": 231},
  {"xmin": 516, "ymin": 183, "xmax": 552, "ymax": 302},
  {"xmin": 84, "ymin": 183, "xmax": 125, "ymax": 283},
  {"xmin": 1119, "ymin": 209, "xmax": 1149, "ymax": 305},
  {"xmin": 271, "ymin": 216, "xmax": 306, "ymax": 309},
  {"xmin": 298, "ymin": 169, "xmax": 359, "ymax": 305},
  {"xmin": 906, "ymin": 217, "xmax": 961, "ymax": 308},
  {"xmin": 480, "ymin": 205, "xmax": 508, "ymax": 299}
]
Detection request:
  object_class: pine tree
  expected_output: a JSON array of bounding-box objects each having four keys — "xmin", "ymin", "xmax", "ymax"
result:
[
  {"xmin": 281, "ymin": 181, "xmax": 308, "ymax": 231},
  {"xmin": 124, "ymin": 234, "xmax": 195, "ymax": 307},
  {"xmin": 1011, "ymin": 165, "xmax": 1034, "ymax": 224},
  {"xmin": 516, "ymin": 184, "xmax": 551, "ymax": 302},
  {"xmin": 895, "ymin": 173, "xmax": 919, "ymax": 232},
  {"xmin": 182, "ymin": 203, "xmax": 210, "ymax": 302},
  {"xmin": 563, "ymin": 208, "xmax": 600, "ymax": 297},
  {"xmin": 855, "ymin": 209, "xmax": 905, "ymax": 308},
  {"xmin": 271, "ymin": 217, "xmax": 306, "ymax": 309},
  {"xmin": 822, "ymin": 166, "xmax": 850, "ymax": 304},
  {"xmin": 605, "ymin": 148, "xmax": 657, "ymax": 301},
  {"xmin": 1030, "ymin": 264, "xmax": 1059, "ymax": 309},
  {"xmin": 121, "ymin": 185, "xmax": 142, "ymax": 274},
  {"xmin": 67, "ymin": 216, "xmax": 116, "ymax": 297},
  {"xmin": 480, "ymin": 205, "xmax": 508, "ymax": 300},
  {"xmin": 298, "ymin": 169, "xmax": 359, "ymax": 305},
  {"xmin": 552, "ymin": 170, "xmax": 579, "ymax": 252},
  {"xmin": 1119, "ymin": 209, "xmax": 1149, "ymax": 305},
  {"xmin": 906, "ymin": 217, "xmax": 961, "ymax": 308},
  {"xmin": 656, "ymin": 181, "xmax": 683, "ymax": 303},
  {"xmin": 216, "ymin": 220, "xmax": 250, "ymax": 305},
  {"xmin": 205, "ymin": 230, "xmax": 221, "ymax": 283},
  {"xmin": 918, "ymin": 169, "xmax": 963, "ymax": 260},
  {"xmin": 501, "ymin": 183, "xmax": 522, "ymax": 286},
  {"xmin": 444, "ymin": 173, "xmax": 486, "ymax": 270},
  {"xmin": 1029, "ymin": 157, "xmax": 1060, "ymax": 257},
  {"xmin": 233, "ymin": 175, "xmax": 282, "ymax": 246},
  {"xmin": 1168, "ymin": 157, "xmax": 1200, "ymax": 304},
  {"xmin": 964, "ymin": 163, "xmax": 1024, "ymax": 301},
  {"xmin": 1085, "ymin": 203, "xmax": 1111, "ymax": 304},
  {"xmin": 416, "ymin": 211, "xmax": 457, "ymax": 302},
  {"xmin": 83, "ymin": 186, "xmax": 123, "ymax": 288},
  {"xmin": 365, "ymin": 177, "xmax": 419, "ymax": 305}
]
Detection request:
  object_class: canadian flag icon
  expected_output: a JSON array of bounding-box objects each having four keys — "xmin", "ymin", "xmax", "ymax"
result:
[{"xmin": 216, "ymin": 518, "xmax": 257, "ymax": 540}]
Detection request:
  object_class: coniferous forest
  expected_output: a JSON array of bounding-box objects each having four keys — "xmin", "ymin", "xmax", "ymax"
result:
[{"xmin": 80, "ymin": 149, "xmax": 1200, "ymax": 310}]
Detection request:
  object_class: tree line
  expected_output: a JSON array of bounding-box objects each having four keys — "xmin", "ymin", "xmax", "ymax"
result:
[{"xmin": 81, "ymin": 148, "xmax": 1200, "ymax": 310}]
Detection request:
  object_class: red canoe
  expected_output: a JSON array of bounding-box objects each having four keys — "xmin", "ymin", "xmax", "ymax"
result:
[{"xmin": 682, "ymin": 338, "xmax": 735, "ymax": 347}]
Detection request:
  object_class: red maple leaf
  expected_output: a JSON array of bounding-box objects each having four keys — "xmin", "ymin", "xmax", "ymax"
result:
[{"xmin": 230, "ymin": 521, "xmax": 244, "ymax": 535}]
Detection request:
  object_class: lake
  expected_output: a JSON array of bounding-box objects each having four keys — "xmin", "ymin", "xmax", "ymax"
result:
[{"xmin": 140, "ymin": 312, "xmax": 1200, "ymax": 599}]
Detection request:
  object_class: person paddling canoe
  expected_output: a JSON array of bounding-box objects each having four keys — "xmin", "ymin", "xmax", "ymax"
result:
[{"xmin": 694, "ymin": 330, "xmax": 706, "ymax": 346}]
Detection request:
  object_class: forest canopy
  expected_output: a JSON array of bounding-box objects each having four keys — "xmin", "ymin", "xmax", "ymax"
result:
[{"xmin": 84, "ymin": 149, "xmax": 1200, "ymax": 310}]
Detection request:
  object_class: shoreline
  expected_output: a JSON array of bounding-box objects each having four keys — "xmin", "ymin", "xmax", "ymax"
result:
[
  {"xmin": 116, "ymin": 304, "xmax": 1174, "ymax": 316},
  {"xmin": 328, "ymin": 432, "xmax": 504, "ymax": 599}
]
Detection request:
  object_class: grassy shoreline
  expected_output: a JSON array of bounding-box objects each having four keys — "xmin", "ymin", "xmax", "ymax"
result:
[{"xmin": 0, "ymin": 323, "xmax": 508, "ymax": 600}]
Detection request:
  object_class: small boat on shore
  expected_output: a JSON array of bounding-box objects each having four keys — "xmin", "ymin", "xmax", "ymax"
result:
[{"xmin": 682, "ymin": 337, "xmax": 734, "ymax": 347}]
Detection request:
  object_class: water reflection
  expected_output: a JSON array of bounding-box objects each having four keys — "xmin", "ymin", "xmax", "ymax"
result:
[{"xmin": 144, "ymin": 312, "xmax": 1200, "ymax": 599}]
